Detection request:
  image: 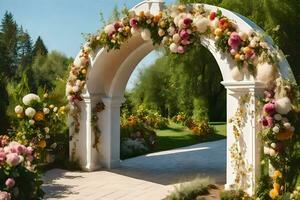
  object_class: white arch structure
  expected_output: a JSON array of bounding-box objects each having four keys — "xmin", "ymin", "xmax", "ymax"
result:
[{"xmin": 69, "ymin": 0, "xmax": 294, "ymax": 195}]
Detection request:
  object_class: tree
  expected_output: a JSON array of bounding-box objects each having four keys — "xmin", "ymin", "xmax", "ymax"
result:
[
  {"xmin": 32, "ymin": 36, "xmax": 48, "ymax": 58},
  {"xmin": 17, "ymin": 27, "xmax": 33, "ymax": 71},
  {"xmin": 0, "ymin": 11, "xmax": 18, "ymax": 78}
]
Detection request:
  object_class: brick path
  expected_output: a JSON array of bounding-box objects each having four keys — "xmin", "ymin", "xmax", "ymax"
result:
[{"xmin": 43, "ymin": 139, "xmax": 226, "ymax": 200}]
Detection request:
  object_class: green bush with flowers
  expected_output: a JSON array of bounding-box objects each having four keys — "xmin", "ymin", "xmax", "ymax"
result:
[
  {"xmin": 11, "ymin": 93, "xmax": 67, "ymax": 164},
  {"xmin": 0, "ymin": 135, "xmax": 44, "ymax": 200}
]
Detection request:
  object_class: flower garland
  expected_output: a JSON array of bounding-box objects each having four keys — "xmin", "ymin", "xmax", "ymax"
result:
[
  {"xmin": 229, "ymin": 94, "xmax": 252, "ymax": 190},
  {"xmin": 91, "ymin": 102, "xmax": 105, "ymax": 151},
  {"xmin": 258, "ymin": 78, "xmax": 299, "ymax": 199}
]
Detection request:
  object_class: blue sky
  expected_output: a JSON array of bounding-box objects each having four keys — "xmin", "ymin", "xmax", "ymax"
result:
[{"xmin": 0, "ymin": 0, "xmax": 175, "ymax": 89}]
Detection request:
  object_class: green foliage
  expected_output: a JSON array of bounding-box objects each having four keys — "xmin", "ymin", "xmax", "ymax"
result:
[
  {"xmin": 32, "ymin": 36, "xmax": 48, "ymax": 58},
  {"xmin": 165, "ymin": 177, "xmax": 215, "ymax": 200},
  {"xmin": 220, "ymin": 190, "xmax": 251, "ymax": 200}
]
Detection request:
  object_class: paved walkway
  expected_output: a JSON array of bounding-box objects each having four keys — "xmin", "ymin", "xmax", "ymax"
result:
[{"xmin": 43, "ymin": 139, "xmax": 226, "ymax": 200}]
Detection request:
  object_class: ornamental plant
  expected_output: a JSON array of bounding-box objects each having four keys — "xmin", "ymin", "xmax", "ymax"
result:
[
  {"xmin": 12, "ymin": 93, "xmax": 67, "ymax": 164},
  {"xmin": 0, "ymin": 136, "xmax": 44, "ymax": 200}
]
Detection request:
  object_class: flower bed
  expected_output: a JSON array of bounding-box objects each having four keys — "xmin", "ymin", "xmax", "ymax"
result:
[{"xmin": 0, "ymin": 136, "xmax": 44, "ymax": 200}]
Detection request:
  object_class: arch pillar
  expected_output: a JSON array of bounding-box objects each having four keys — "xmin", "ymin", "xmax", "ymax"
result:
[
  {"xmin": 100, "ymin": 96, "xmax": 125, "ymax": 168},
  {"xmin": 69, "ymin": 93, "xmax": 103, "ymax": 171},
  {"xmin": 222, "ymin": 81, "xmax": 265, "ymax": 195}
]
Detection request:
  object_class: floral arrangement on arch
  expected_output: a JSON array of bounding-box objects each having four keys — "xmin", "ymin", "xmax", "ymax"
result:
[
  {"xmin": 67, "ymin": 3, "xmax": 281, "ymax": 108},
  {"xmin": 13, "ymin": 93, "xmax": 66, "ymax": 163},
  {"xmin": 258, "ymin": 78, "xmax": 300, "ymax": 200},
  {"xmin": 0, "ymin": 135, "xmax": 44, "ymax": 200}
]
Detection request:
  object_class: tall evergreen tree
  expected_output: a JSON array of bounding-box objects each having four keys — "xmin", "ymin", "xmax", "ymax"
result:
[
  {"xmin": 32, "ymin": 36, "xmax": 48, "ymax": 58},
  {"xmin": 0, "ymin": 11, "xmax": 18, "ymax": 77},
  {"xmin": 17, "ymin": 27, "xmax": 33, "ymax": 70}
]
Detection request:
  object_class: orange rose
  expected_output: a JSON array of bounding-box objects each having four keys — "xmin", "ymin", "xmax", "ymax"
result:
[
  {"xmin": 38, "ymin": 140, "xmax": 46, "ymax": 149},
  {"xmin": 34, "ymin": 111, "xmax": 44, "ymax": 121}
]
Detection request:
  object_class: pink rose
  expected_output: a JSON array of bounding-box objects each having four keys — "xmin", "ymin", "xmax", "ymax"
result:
[
  {"xmin": 130, "ymin": 18, "xmax": 138, "ymax": 28},
  {"xmin": 113, "ymin": 22, "xmax": 122, "ymax": 30},
  {"xmin": 261, "ymin": 116, "xmax": 273, "ymax": 127},
  {"xmin": 228, "ymin": 32, "xmax": 241, "ymax": 50},
  {"xmin": 6, "ymin": 153, "xmax": 20, "ymax": 166},
  {"xmin": 183, "ymin": 17, "xmax": 192, "ymax": 27},
  {"xmin": 177, "ymin": 46, "xmax": 185, "ymax": 54},
  {"xmin": 179, "ymin": 29, "xmax": 189, "ymax": 40},
  {"xmin": 181, "ymin": 39, "xmax": 189, "ymax": 46},
  {"xmin": 26, "ymin": 146, "xmax": 34, "ymax": 155},
  {"xmin": 0, "ymin": 151, "xmax": 5, "ymax": 163},
  {"xmin": 263, "ymin": 102, "xmax": 276, "ymax": 115},
  {"xmin": 5, "ymin": 178, "xmax": 15, "ymax": 188},
  {"xmin": 0, "ymin": 191, "xmax": 11, "ymax": 200}
]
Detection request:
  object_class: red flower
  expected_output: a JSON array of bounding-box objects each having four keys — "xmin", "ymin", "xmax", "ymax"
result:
[
  {"xmin": 218, "ymin": 18, "xmax": 229, "ymax": 30},
  {"xmin": 209, "ymin": 12, "xmax": 216, "ymax": 21}
]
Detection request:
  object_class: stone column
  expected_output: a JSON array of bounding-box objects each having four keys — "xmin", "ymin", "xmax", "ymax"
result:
[
  {"xmin": 222, "ymin": 81, "xmax": 265, "ymax": 196},
  {"xmin": 69, "ymin": 93, "xmax": 102, "ymax": 171},
  {"xmin": 100, "ymin": 96, "xmax": 125, "ymax": 169}
]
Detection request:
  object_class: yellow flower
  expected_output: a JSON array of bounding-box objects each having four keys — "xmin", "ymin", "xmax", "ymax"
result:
[
  {"xmin": 273, "ymin": 170, "xmax": 282, "ymax": 179},
  {"xmin": 49, "ymin": 104, "xmax": 55, "ymax": 109},
  {"xmin": 269, "ymin": 189, "xmax": 279, "ymax": 199},
  {"xmin": 273, "ymin": 182, "xmax": 280, "ymax": 193},
  {"xmin": 17, "ymin": 113, "xmax": 24, "ymax": 118},
  {"xmin": 34, "ymin": 111, "xmax": 44, "ymax": 121},
  {"xmin": 38, "ymin": 140, "xmax": 47, "ymax": 149}
]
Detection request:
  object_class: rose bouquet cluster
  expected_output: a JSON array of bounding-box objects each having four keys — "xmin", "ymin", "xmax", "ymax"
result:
[
  {"xmin": 0, "ymin": 136, "xmax": 44, "ymax": 200},
  {"xmin": 259, "ymin": 78, "xmax": 299, "ymax": 199},
  {"xmin": 13, "ymin": 93, "xmax": 66, "ymax": 163}
]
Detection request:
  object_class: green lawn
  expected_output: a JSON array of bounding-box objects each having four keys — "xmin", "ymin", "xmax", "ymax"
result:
[{"xmin": 153, "ymin": 122, "xmax": 226, "ymax": 152}]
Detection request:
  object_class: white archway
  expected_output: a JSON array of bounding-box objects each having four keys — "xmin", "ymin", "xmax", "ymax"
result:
[{"xmin": 68, "ymin": 0, "xmax": 295, "ymax": 195}]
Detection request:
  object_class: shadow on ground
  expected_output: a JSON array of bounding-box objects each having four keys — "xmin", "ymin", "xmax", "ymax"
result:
[{"xmin": 111, "ymin": 139, "xmax": 226, "ymax": 185}]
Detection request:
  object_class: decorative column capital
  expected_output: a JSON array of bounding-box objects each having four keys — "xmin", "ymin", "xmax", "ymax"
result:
[
  {"xmin": 102, "ymin": 96, "xmax": 125, "ymax": 108},
  {"xmin": 221, "ymin": 81, "xmax": 265, "ymax": 96}
]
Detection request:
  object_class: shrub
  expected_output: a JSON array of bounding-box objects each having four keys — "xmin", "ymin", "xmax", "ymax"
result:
[
  {"xmin": 11, "ymin": 93, "xmax": 67, "ymax": 164},
  {"xmin": 165, "ymin": 177, "xmax": 215, "ymax": 200},
  {"xmin": 120, "ymin": 138, "xmax": 149, "ymax": 159},
  {"xmin": 135, "ymin": 105, "xmax": 168, "ymax": 129},
  {"xmin": 0, "ymin": 136, "xmax": 44, "ymax": 200},
  {"xmin": 220, "ymin": 190, "xmax": 251, "ymax": 200}
]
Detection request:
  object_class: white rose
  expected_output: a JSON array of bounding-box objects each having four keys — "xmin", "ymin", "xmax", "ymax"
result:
[
  {"xmin": 43, "ymin": 108, "xmax": 50, "ymax": 115},
  {"xmin": 238, "ymin": 32, "xmax": 248, "ymax": 41},
  {"xmin": 162, "ymin": 36, "xmax": 169, "ymax": 45},
  {"xmin": 22, "ymin": 93, "xmax": 40, "ymax": 106},
  {"xmin": 194, "ymin": 16, "xmax": 209, "ymax": 33},
  {"xmin": 72, "ymin": 85, "xmax": 79, "ymax": 93},
  {"xmin": 210, "ymin": 18, "xmax": 219, "ymax": 29},
  {"xmin": 67, "ymin": 96, "xmax": 73, "ymax": 101},
  {"xmin": 25, "ymin": 107, "xmax": 36, "ymax": 118},
  {"xmin": 275, "ymin": 97, "xmax": 292, "ymax": 115},
  {"xmin": 141, "ymin": 29, "xmax": 151, "ymax": 41},
  {"xmin": 15, "ymin": 105, "xmax": 24, "ymax": 114},
  {"xmin": 169, "ymin": 43, "xmax": 178, "ymax": 53},
  {"xmin": 256, "ymin": 62, "xmax": 277, "ymax": 84},
  {"xmin": 44, "ymin": 127, "xmax": 50, "ymax": 133},
  {"xmin": 263, "ymin": 146, "xmax": 270, "ymax": 155},
  {"xmin": 53, "ymin": 107, "xmax": 58, "ymax": 112},
  {"xmin": 104, "ymin": 24, "xmax": 115, "ymax": 35},
  {"xmin": 283, "ymin": 122, "xmax": 291, "ymax": 129},
  {"xmin": 281, "ymin": 117, "xmax": 289, "ymax": 123},
  {"xmin": 272, "ymin": 126, "xmax": 280, "ymax": 133},
  {"xmin": 274, "ymin": 114, "xmax": 282, "ymax": 121},
  {"xmin": 29, "ymin": 119, "xmax": 35, "ymax": 125},
  {"xmin": 269, "ymin": 149, "xmax": 276, "ymax": 156},
  {"xmin": 168, "ymin": 26, "xmax": 176, "ymax": 36},
  {"xmin": 271, "ymin": 143, "xmax": 276, "ymax": 148},
  {"xmin": 172, "ymin": 33, "xmax": 181, "ymax": 44},
  {"xmin": 66, "ymin": 84, "xmax": 73, "ymax": 94},
  {"xmin": 131, "ymin": 27, "xmax": 140, "ymax": 36}
]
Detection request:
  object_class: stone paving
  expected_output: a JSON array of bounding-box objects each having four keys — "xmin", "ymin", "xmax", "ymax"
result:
[{"xmin": 43, "ymin": 139, "xmax": 226, "ymax": 200}]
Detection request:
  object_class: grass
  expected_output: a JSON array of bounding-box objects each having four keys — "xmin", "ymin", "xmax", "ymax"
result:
[
  {"xmin": 153, "ymin": 122, "xmax": 226, "ymax": 152},
  {"xmin": 164, "ymin": 176, "xmax": 216, "ymax": 200}
]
